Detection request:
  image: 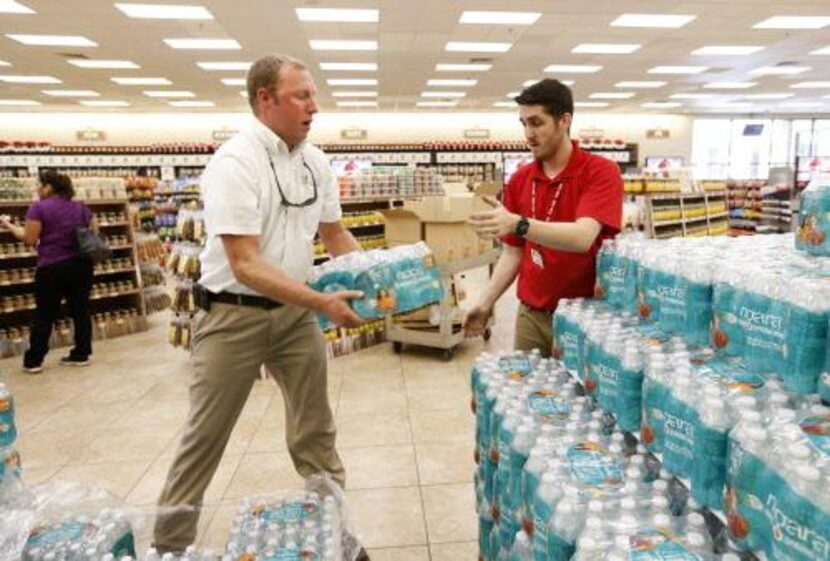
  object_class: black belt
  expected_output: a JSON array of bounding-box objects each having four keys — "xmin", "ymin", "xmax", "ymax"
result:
[
  {"xmin": 195, "ymin": 284, "xmax": 283, "ymax": 310},
  {"xmin": 521, "ymin": 301, "xmax": 555, "ymax": 315}
]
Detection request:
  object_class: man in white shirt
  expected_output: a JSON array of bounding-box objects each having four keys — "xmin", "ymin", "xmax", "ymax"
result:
[{"xmin": 154, "ymin": 54, "xmax": 367, "ymax": 555}]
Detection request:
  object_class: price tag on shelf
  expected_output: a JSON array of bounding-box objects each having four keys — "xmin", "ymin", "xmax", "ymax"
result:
[{"xmin": 161, "ymin": 166, "xmax": 176, "ymax": 181}]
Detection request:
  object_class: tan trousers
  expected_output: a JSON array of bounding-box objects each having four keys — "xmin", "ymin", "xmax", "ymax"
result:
[
  {"xmin": 514, "ymin": 302, "xmax": 554, "ymax": 358},
  {"xmin": 153, "ymin": 302, "xmax": 344, "ymax": 550}
]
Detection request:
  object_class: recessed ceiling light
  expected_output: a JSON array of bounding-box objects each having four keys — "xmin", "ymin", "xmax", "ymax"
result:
[
  {"xmin": 780, "ymin": 101, "xmax": 822, "ymax": 108},
  {"xmin": 421, "ymin": 91, "xmax": 466, "ymax": 98},
  {"xmin": 416, "ymin": 101, "xmax": 458, "ymax": 107},
  {"xmin": 572, "ymin": 43, "xmax": 641, "ymax": 54},
  {"xmin": 615, "ymin": 81, "xmax": 666, "ymax": 88},
  {"xmin": 610, "ymin": 14, "xmax": 696, "ymax": 28},
  {"xmin": 6, "ymin": 34, "xmax": 97, "ymax": 47},
  {"xmin": 164, "ymin": 38, "xmax": 240, "ymax": 50},
  {"xmin": 524, "ymin": 79, "xmax": 575, "ymax": 87},
  {"xmin": 641, "ymin": 102, "xmax": 682, "ymax": 109},
  {"xmin": 296, "ymin": 8, "xmax": 378, "ymax": 22},
  {"xmin": 320, "ymin": 62, "xmax": 377, "ymax": 71},
  {"xmin": 427, "ymin": 79, "xmax": 477, "ymax": 87},
  {"xmin": 197, "ymin": 62, "xmax": 251, "ymax": 71},
  {"xmin": 810, "ymin": 46, "xmax": 830, "ymax": 55},
  {"xmin": 692, "ymin": 45, "xmax": 765, "ymax": 56},
  {"xmin": 445, "ymin": 42, "xmax": 512, "ymax": 53},
  {"xmin": 742, "ymin": 93, "xmax": 794, "ymax": 100},
  {"xmin": 0, "ymin": 1, "xmax": 33, "ymax": 14},
  {"xmin": 115, "ymin": 3, "xmax": 213, "ymax": 19},
  {"xmin": 169, "ymin": 101, "xmax": 215, "ymax": 107},
  {"xmin": 435, "ymin": 63, "xmax": 491, "ymax": 72},
  {"xmin": 0, "ymin": 59, "xmax": 9, "ymax": 66},
  {"xmin": 493, "ymin": 101, "xmax": 516, "ymax": 108},
  {"xmin": 649, "ymin": 66, "xmax": 708, "ymax": 74},
  {"xmin": 459, "ymin": 11, "xmax": 541, "ymax": 25},
  {"xmin": 337, "ymin": 101, "xmax": 378, "ymax": 107},
  {"xmin": 80, "ymin": 100, "xmax": 130, "ymax": 107},
  {"xmin": 574, "ymin": 102, "xmax": 610, "ymax": 108},
  {"xmin": 42, "ymin": 90, "xmax": 100, "ymax": 97},
  {"xmin": 750, "ymin": 66, "xmax": 810, "ymax": 76},
  {"xmin": 68, "ymin": 59, "xmax": 139, "ymax": 69},
  {"xmin": 703, "ymin": 82, "xmax": 758, "ymax": 89},
  {"xmin": 0, "ymin": 99, "xmax": 40, "ymax": 106},
  {"xmin": 590, "ymin": 92, "xmax": 635, "ymax": 99},
  {"xmin": 790, "ymin": 81, "xmax": 830, "ymax": 89},
  {"xmin": 669, "ymin": 93, "xmax": 715, "ymax": 99},
  {"xmin": 544, "ymin": 64, "xmax": 602, "ymax": 74},
  {"xmin": 221, "ymin": 78, "xmax": 246, "ymax": 86},
  {"xmin": 331, "ymin": 91, "xmax": 377, "ymax": 97},
  {"xmin": 143, "ymin": 90, "xmax": 195, "ymax": 98},
  {"xmin": 753, "ymin": 16, "xmax": 830, "ymax": 29},
  {"xmin": 309, "ymin": 40, "xmax": 377, "ymax": 51},
  {"xmin": 111, "ymin": 77, "xmax": 171, "ymax": 85},
  {"xmin": 327, "ymin": 78, "xmax": 377, "ymax": 86},
  {"xmin": 0, "ymin": 74, "xmax": 61, "ymax": 84}
]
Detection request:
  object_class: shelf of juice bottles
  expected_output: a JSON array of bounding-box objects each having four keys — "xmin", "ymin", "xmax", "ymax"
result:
[{"xmin": 0, "ymin": 268, "xmax": 137, "ymax": 289}]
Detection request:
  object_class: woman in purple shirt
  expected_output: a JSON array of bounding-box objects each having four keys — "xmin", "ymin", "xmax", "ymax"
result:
[{"xmin": 0, "ymin": 171, "xmax": 94, "ymax": 373}]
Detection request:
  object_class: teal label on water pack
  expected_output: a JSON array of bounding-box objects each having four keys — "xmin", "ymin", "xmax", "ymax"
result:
[
  {"xmin": 629, "ymin": 530, "xmax": 702, "ymax": 561},
  {"xmin": 801, "ymin": 415, "xmax": 830, "ymax": 457},
  {"xmin": 657, "ymin": 279, "xmax": 688, "ymax": 335},
  {"xmin": 353, "ymin": 262, "xmax": 397, "ymax": 319},
  {"xmin": 691, "ymin": 423, "xmax": 728, "ymax": 510},
  {"xmin": 797, "ymin": 184, "xmax": 830, "ymax": 256},
  {"xmin": 566, "ymin": 441, "xmax": 623, "ymax": 486},
  {"xmin": 389, "ymin": 256, "xmax": 443, "ymax": 314},
  {"xmin": 616, "ymin": 367, "xmax": 644, "ymax": 433},
  {"xmin": 528, "ymin": 390, "xmax": 571, "ymax": 421},
  {"xmin": 642, "ymin": 379, "xmax": 668, "ymax": 453},
  {"xmin": 261, "ymin": 550, "xmax": 320, "ymax": 561},
  {"xmin": 499, "ymin": 357, "xmax": 533, "ymax": 377},
  {"xmin": 26, "ymin": 522, "xmax": 89, "ymax": 547},
  {"xmin": 596, "ymin": 356, "xmax": 621, "ymax": 413},
  {"xmin": 258, "ymin": 501, "xmax": 320, "ymax": 524},
  {"xmin": 662, "ymin": 394, "xmax": 698, "ymax": 479}
]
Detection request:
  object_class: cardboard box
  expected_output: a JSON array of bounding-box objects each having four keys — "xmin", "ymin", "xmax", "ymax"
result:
[{"xmin": 381, "ymin": 182, "xmax": 501, "ymax": 264}]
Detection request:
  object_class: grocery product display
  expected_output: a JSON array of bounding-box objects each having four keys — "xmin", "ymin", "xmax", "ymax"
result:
[{"xmin": 796, "ymin": 173, "xmax": 830, "ymax": 256}]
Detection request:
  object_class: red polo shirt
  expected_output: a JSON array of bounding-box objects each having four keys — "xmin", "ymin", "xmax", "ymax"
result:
[{"xmin": 502, "ymin": 140, "xmax": 623, "ymax": 311}]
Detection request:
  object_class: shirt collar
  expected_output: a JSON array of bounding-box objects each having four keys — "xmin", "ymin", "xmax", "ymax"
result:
[
  {"xmin": 247, "ymin": 116, "xmax": 307, "ymax": 159},
  {"xmin": 533, "ymin": 140, "xmax": 586, "ymax": 183}
]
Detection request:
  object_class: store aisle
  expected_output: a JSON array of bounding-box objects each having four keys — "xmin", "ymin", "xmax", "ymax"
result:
[{"xmin": 0, "ymin": 268, "xmax": 517, "ymax": 561}]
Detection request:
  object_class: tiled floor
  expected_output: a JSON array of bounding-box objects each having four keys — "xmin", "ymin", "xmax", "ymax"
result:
[{"xmin": 0, "ymin": 269, "xmax": 518, "ymax": 560}]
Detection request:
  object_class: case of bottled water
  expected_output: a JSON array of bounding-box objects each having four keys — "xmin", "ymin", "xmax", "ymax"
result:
[{"xmin": 796, "ymin": 173, "xmax": 830, "ymax": 256}]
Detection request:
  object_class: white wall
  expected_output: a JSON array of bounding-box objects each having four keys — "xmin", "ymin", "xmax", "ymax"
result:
[{"xmin": 0, "ymin": 111, "xmax": 693, "ymax": 165}]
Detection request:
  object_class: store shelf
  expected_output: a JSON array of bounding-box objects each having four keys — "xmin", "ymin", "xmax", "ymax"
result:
[
  {"xmin": 0, "ymin": 267, "xmax": 136, "ymax": 288},
  {"xmin": 90, "ymin": 289, "xmax": 140, "ymax": 300},
  {"xmin": 98, "ymin": 221, "xmax": 130, "ymax": 228},
  {"xmin": 0, "ymin": 252, "xmax": 37, "ymax": 260}
]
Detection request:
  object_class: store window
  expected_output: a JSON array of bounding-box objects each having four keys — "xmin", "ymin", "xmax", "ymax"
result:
[
  {"xmin": 815, "ymin": 120, "xmax": 830, "ymax": 156},
  {"xmin": 691, "ymin": 119, "xmax": 731, "ymax": 179},
  {"xmin": 729, "ymin": 119, "xmax": 772, "ymax": 179}
]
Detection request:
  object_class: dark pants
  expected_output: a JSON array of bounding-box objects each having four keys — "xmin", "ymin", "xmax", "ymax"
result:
[{"xmin": 24, "ymin": 257, "xmax": 94, "ymax": 368}]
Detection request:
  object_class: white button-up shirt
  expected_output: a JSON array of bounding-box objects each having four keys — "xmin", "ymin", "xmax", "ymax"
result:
[{"xmin": 199, "ymin": 116, "xmax": 342, "ymax": 295}]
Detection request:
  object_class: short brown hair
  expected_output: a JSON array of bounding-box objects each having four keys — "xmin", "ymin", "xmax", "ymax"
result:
[
  {"xmin": 515, "ymin": 79, "xmax": 574, "ymax": 119},
  {"xmin": 38, "ymin": 169, "xmax": 74, "ymax": 199},
  {"xmin": 246, "ymin": 55, "xmax": 307, "ymax": 113}
]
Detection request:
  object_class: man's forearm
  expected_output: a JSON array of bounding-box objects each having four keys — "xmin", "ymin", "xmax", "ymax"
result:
[
  {"xmin": 232, "ymin": 255, "xmax": 328, "ymax": 311},
  {"xmin": 480, "ymin": 245, "xmax": 522, "ymax": 308},
  {"xmin": 325, "ymin": 228, "xmax": 361, "ymax": 257},
  {"xmin": 524, "ymin": 218, "xmax": 600, "ymax": 254}
]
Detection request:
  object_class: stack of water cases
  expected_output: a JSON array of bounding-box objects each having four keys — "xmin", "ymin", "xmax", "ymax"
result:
[
  {"xmin": 471, "ymin": 351, "xmax": 727, "ymax": 561},
  {"xmin": 547, "ymin": 233, "xmax": 830, "ymax": 561},
  {"xmin": 796, "ymin": 172, "xmax": 830, "ymax": 256},
  {"xmin": 0, "ymin": 382, "xmax": 21, "ymax": 493}
]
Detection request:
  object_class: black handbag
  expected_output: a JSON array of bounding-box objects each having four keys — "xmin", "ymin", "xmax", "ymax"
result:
[{"xmin": 76, "ymin": 227, "xmax": 112, "ymax": 263}]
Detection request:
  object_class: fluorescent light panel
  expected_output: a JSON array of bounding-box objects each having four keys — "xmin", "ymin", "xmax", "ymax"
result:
[
  {"xmin": 544, "ymin": 64, "xmax": 602, "ymax": 73},
  {"xmin": 575, "ymin": 102, "xmax": 609, "ymax": 108},
  {"xmin": 610, "ymin": 14, "xmax": 696, "ymax": 28},
  {"xmin": 0, "ymin": 59, "xmax": 9, "ymax": 66},
  {"xmin": 810, "ymin": 46, "xmax": 830, "ymax": 55},
  {"xmin": 693, "ymin": 45, "xmax": 765, "ymax": 56},
  {"xmin": 750, "ymin": 66, "xmax": 810, "ymax": 76},
  {"xmin": 590, "ymin": 92, "xmax": 635, "ymax": 99},
  {"xmin": 115, "ymin": 3, "xmax": 213, "ymax": 19},
  {"xmin": 81, "ymin": 100, "xmax": 130, "ymax": 107},
  {"xmin": 112, "ymin": 77, "xmax": 171, "ymax": 85},
  {"xmin": 197, "ymin": 62, "xmax": 251, "ymax": 71},
  {"xmin": 309, "ymin": 40, "xmax": 377, "ymax": 51},
  {"xmin": 754, "ymin": 16, "xmax": 830, "ymax": 29},
  {"xmin": 169, "ymin": 101, "xmax": 215, "ymax": 107},
  {"xmin": 320, "ymin": 62, "xmax": 377, "ymax": 71},
  {"xmin": 143, "ymin": 90, "xmax": 195, "ymax": 98},
  {"xmin": 641, "ymin": 102, "xmax": 682, "ymax": 108},
  {"xmin": 0, "ymin": 99, "xmax": 40, "ymax": 106},
  {"xmin": 742, "ymin": 93, "xmax": 794, "ymax": 100},
  {"xmin": 296, "ymin": 8, "xmax": 378, "ymax": 22},
  {"xmin": 459, "ymin": 11, "xmax": 540, "ymax": 25},
  {"xmin": 780, "ymin": 101, "xmax": 822, "ymax": 108},
  {"xmin": 649, "ymin": 66, "xmax": 708, "ymax": 74},
  {"xmin": 790, "ymin": 81, "xmax": 830, "ymax": 89},
  {"xmin": 327, "ymin": 78, "xmax": 377, "ymax": 86},
  {"xmin": 68, "ymin": 59, "xmax": 139, "ymax": 69},
  {"xmin": 331, "ymin": 91, "xmax": 377, "ymax": 97},
  {"xmin": 42, "ymin": 90, "xmax": 100, "ymax": 97},
  {"xmin": 337, "ymin": 101, "xmax": 378, "ymax": 107},
  {"xmin": 6, "ymin": 34, "xmax": 97, "ymax": 47},
  {"xmin": 417, "ymin": 101, "xmax": 457, "ymax": 107},
  {"xmin": 703, "ymin": 82, "xmax": 758, "ymax": 89},
  {"xmin": 493, "ymin": 101, "xmax": 515, "ymax": 107},
  {"xmin": 445, "ymin": 41, "xmax": 512, "ymax": 53},
  {"xmin": 436, "ymin": 63, "xmax": 491, "ymax": 72},
  {"xmin": 506, "ymin": 92, "xmax": 520, "ymax": 97},
  {"xmin": 427, "ymin": 79, "xmax": 477, "ymax": 86},
  {"xmin": 164, "ymin": 38, "xmax": 240, "ymax": 50},
  {"xmin": 421, "ymin": 91, "xmax": 466, "ymax": 98},
  {"xmin": 0, "ymin": 1, "xmax": 33, "ymax": 14},
  {"xmin": 669, "ymin": 93, "xmax": 715, "ymax": 99},
  {"xmin": 572, "ymin": 43, "xmax": 640, "ymax": 54},
  {"xmin": 0, "ymin": 74, "xmax": 60, "ymax": 84},
  {"xmin": 221, "ymin": 78, "xmax": 246, "ymax": 86},
  {"xmin": 615, "ymin": 81, "xmax": 666, "ymax": 88}
]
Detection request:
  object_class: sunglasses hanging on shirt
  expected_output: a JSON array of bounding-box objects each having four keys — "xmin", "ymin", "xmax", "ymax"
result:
[{"xmin": 266, "ymin": 154, "xmax": 319, "ymax": 208}]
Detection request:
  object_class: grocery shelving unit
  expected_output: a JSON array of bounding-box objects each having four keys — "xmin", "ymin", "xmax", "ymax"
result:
[
  {"xmin": 727, "ymin": 180, "xmax": 792, "ymax": 236},
  {"xmin": 644, "ymin": 191, "xmax": 729, "ymax": 239}
]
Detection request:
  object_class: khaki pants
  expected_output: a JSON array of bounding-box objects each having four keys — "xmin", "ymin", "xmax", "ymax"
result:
[
  {"xmin": 514, "ymin": 302, "xmax": 554, "ymax": 358},
  {"xmin": 153, "ymin": 302, "xmax": 344, "ymax": 550}
]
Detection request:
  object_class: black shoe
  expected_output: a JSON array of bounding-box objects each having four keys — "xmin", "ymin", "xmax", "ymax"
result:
[
  {"xmin": 356, "ymin": 548, "xmax": 371, "ymax": 561},
  {"xmin": 60, "ymin": 355, "xmax": 90, "ymax": 367},
  {"xmin": 22, "ymin": 363, "xmax": 43, "ymax": 374}
]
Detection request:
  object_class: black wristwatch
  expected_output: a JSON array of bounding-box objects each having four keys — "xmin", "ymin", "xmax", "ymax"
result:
[{"xmin": 514, "ymin": 216, "xmax": 530, "ymax": 238}]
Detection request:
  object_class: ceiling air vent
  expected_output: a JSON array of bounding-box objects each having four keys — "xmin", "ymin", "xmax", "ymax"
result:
[
  {"xmin": 469, "ymin": 57, "xmax": 494, "ymax": 64},
  {"xmin": 58, "ymin": 53, "xmax": 90, "ymax": 59}
]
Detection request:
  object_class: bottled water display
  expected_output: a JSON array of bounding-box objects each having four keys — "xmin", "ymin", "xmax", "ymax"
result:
[
  {"xmin": 225, "ymin": 492, "xmax": 342, "ymax": 561},
  {"xmin": 796, "ymin": 173, "xmax": 830, "ymax": 256},
  {"xmin": 21, "ymin": 509, "xmax": 136, "ymax": 561},
  {"xmin": 308, "ymin": 242, "xmax": 443, "ymax": 329},
  {"xmin": 0, "ymin": 382, "xmax": 21, "ymax": 490}
]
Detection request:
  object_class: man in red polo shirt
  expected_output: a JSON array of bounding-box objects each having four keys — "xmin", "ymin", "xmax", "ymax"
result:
[{"xmin": 465, "ymin": 79, "xmax": 623, "ymax": 356}]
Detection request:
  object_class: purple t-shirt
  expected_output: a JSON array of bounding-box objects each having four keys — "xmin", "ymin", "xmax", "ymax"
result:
[{"xmin": 25, "ymin": 197, "xmax": 92, "ymax": 268}]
